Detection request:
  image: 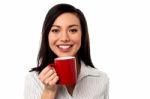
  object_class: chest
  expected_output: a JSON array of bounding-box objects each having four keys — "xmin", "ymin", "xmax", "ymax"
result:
[{"xmin": 56, "ymin": 78, "xmax": 105, "ymax": 99}]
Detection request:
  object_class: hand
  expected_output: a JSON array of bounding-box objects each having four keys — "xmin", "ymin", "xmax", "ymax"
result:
[{"xmin": 39, "ymin": 65, "xmax": 59, "ymax": 91}]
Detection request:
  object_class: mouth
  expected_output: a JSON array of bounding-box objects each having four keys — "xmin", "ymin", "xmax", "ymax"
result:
[{"xmin": 57, "ymin": 44, "xmax": 73, "ymax": 51}]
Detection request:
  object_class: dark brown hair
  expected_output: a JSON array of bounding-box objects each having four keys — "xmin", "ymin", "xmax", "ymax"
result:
[{"xmin": 30, "ymin": 3, "xmax": 94, "ymax": 73}]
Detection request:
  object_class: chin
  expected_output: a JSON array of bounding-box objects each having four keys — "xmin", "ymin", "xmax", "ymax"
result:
[
  {"xmin": 58, "ymin": 55, "xmax": 74, "ymax": 57},
  {"xmin": 56, "ymin": 53, "xmax": 75, "ymax": 57}
]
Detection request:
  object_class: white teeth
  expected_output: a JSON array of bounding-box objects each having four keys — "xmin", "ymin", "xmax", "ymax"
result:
[{"xmin": 59, "ymin": 45, "xmax": 71, "ymax": 49}]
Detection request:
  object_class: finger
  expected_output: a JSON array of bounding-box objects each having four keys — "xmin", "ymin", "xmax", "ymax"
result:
[
  {"xmin": 45, "ymin": 72, "xmax": 57, "ymax": 84},
  {"xmin": 48, "ymin": 76, "xmax": 59, "ymax": 86},
  {"xmin": 41, "ymin": 68, "xmax": 55, "ymax": 82},
  {"xmin": 39, "ymin": 66, "xmax": 52, "ymax": 80},
  {"xmin": 52, "ymin": 68, "xmax": 57, "ymax": 73}
]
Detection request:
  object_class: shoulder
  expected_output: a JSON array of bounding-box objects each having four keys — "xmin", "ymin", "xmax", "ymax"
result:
[
  {"xmin": 92, "ymin": 67, "xmax": 109, "ymax": 80},
  {"xmin": 79, "ymin": 62, "xmax": 109, "ymax": 86},
  {"xmin": 25, "ymin": 71, "xmax": 39, "ymax": 80},
  {"xmin": 24, "ymin": 72, "xmax": 44, "ymax": 98},
  {"xmin": 25, "ymin": 71, "xmax": 43, "ymax": 87},
  {"xmin": 85, "ymin": 67, "xmax": 109, "ymax": 89},
  {"xmin": 87, "ymin": 66, "xmax": 109, "ymax": 83},
  {"xmin": 77, "ymin": 64, "xmax": 109, "ymax": 97},
  {"xmin": 80, "ymin": 61, "xmax": 109, "ymax": 82}
]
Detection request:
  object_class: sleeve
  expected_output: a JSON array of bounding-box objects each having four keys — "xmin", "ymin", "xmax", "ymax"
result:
[
  {"xmin": 104, "ymin": 75, "xmax": 109, "ymax": 99},
  {"xmin": 24, "ymin": 72, "xmax": 42, "ymax": 99}
]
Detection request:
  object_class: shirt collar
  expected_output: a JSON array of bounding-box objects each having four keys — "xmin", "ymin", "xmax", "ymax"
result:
[{"xmin": 77, "ymin": 61, "xmax": 100, "ymax": 81}]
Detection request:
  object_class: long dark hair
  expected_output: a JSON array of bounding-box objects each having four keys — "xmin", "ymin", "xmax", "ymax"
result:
[{"xmin": 30, "ymin": 3, "xmax": 94, "ymax": 73}]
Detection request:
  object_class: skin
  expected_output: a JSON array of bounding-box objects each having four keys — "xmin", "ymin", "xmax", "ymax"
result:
[{"xmin": 39, "ymin": 13, "xmax": 82, "ymax": 99}]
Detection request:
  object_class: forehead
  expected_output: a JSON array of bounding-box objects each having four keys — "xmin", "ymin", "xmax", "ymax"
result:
[{"xmin": 53, "ymin": 12, "xmax": 80, "ymax": 26}]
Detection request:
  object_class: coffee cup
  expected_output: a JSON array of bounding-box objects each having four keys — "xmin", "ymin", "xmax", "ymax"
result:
[{"xmin": 49, "ymin": 56, "xmax": 77, "ymax": 85}]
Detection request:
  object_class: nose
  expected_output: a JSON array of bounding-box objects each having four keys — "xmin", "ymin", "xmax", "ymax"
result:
[{"xmin": 60, "ymin": 31, "xmax": 70, "ymax": 42}]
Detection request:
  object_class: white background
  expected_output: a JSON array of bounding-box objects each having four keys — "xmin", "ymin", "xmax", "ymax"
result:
[{"xmin": 0, "ymin": 0, "xmax": 150, "ymax": 99}]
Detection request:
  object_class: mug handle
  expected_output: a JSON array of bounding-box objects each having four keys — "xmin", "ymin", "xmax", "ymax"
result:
[{"xmin": 48, "ymin": 63, "xmax": 55, "ymax": 68}]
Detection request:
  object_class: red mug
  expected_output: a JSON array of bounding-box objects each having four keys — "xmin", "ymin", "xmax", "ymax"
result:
[{"xmin": 49, "ymin": 56, "xmax": 77, "ymax": 85}]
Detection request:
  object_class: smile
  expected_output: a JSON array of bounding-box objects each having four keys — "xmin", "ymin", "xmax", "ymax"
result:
[{"xmin": 57, "ymin": 45, "xmax": 73, "ymax": 51}]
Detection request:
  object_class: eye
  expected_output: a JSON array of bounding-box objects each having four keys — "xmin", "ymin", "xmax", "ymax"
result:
[
  {"xmin": 50, "ymin": 29, "xmax": 60, "ymax": 33},
  {"xmin": 69, "ymin": 29, "xmax": 78, "ymax": 33}
]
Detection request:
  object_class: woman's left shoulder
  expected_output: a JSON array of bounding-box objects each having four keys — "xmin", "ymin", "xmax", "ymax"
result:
[
  {"xmin": 81, "ymin": 66, "xmax": 109, "ymax": 94},
  {"xmin": 88, "ymin": 66, "xmax": 109, "ymax": 82},
  {"xmin": 80, "ymin": 62, "xmax": 109, "ymax": 84}
]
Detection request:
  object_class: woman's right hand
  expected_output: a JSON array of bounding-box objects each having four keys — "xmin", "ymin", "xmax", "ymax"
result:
[{"xmin": 39, "ymin": 66, "xmax": 59, "ymax": 92}]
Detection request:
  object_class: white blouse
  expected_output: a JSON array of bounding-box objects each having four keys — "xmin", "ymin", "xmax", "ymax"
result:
[{"xmin": 24, "ymin": 62, "xmax": 109, "ymax": 99}]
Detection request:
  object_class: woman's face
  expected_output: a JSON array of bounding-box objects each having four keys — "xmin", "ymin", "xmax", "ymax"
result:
[{"xmin": 48, "ymin": 13, "xmax": 82, "ymax": 57}]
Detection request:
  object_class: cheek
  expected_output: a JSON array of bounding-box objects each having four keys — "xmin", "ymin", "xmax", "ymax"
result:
[
  {"xmin": 75, "ymin": 36, "xmax": 82, "ymax": 48},
  {"xmin": 78, "ymin": 34, "xmax": 82, "ymax": 44},
  {"xmin": 48, "ymin": 35, "xmax": 55, "ymax": 48}
]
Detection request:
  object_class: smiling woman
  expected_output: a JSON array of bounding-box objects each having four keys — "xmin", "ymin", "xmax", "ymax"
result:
[{"xmin": 24, "ymin": 3, "xmax": 109, "ymax": 99}]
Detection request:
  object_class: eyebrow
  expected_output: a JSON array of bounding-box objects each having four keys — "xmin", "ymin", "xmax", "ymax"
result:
[
  {"xmin": 52, "ymin": 25, "xmax": 61, "ymax": 28},
  {"xmin": 68, "ymin": 24, "xmax": 79, "ymax": 28},
  {"xmin": 52, "ymin": 24, "xmax": 79, "ymax": 28}
]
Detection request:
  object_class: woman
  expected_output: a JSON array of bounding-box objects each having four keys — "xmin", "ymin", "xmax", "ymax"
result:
[{"xmin": 24, "ymin": 3, "xmax": 109, "ymax": 99}]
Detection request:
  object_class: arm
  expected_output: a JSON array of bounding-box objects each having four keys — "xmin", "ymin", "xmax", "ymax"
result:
[
  {"xmin": 24, "ymin": 66, "xmax": 59, "ymax": 99},
  {"xmin": 24, "ymin": 72, "xmax": 42, "ymax": 99},
  {"xmin": 41, "ymin": 86, "xmax": 57, "ymax": 99},
  {"xmin": 39, "ymin": 66, "xmax": 59, "ymax": 99}
]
